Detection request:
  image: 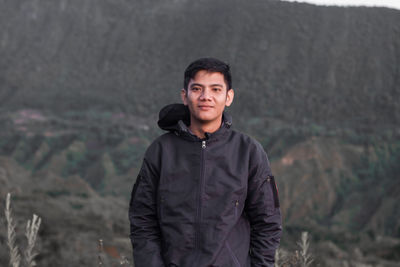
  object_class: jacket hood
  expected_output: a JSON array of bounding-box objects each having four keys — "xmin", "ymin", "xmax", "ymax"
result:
[{"xmin": 157, "ymin": 103, "xmax": 232, "ymax": 140}]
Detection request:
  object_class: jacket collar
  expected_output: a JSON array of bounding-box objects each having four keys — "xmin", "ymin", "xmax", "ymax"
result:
[{"xmin": 157, "ymin": 103, "xmax": 232, "ymax": 142}]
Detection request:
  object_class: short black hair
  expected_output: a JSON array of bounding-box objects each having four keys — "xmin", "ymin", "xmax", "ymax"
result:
[{"xmin": 183, "ymin": 58, "xmax": 232, "ymax": 91}]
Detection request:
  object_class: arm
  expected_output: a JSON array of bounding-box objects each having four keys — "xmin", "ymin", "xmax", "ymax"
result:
[
  {"xmin": 245, "ymin": 144, "xmax": 282, "ymax": 267},
  {"xmin": 129, "ymin": 158, "xmax": 165, "ymax": 267}
]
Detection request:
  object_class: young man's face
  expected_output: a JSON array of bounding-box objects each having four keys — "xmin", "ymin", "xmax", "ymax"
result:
[{"xmin": 181, "ymin": 70, "xmax": 234, "ymax": 127}]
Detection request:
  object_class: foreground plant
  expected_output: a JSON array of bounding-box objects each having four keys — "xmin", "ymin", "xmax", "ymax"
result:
[
  {"xmin": 297, "ymin": 231, "xmax": 313, "ymax": 267},
  {"xmin": 4, "ymin": 193, "xmax": 42, "ymax": 267},
  {"xmin": 5, "ymin": 193, "xmax": 21, "ymax": 267},
  {"xmin": 25, "ymin": 214, "xmax": 42, "ymax": 267},
  {"xmin": 275, "ymin": 231, "xmax": 314, "ymax": 267}
]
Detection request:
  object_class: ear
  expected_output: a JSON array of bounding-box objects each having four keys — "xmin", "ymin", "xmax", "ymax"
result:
[
  {"xmin": 225, "ymin": 88, "xmax": 234, "ymax": 107},
  {"xmin": 181, "ymin": 88, "xmax": 188, "ymax": 105}
]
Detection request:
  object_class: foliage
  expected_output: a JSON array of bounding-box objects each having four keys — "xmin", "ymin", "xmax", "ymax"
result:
[
  {"xmin": 1, "ymin": 0, "xmax": 399, "ymax": 133},
  {"xmin": 63, "ymin": 150, "xmax": 88, "ymax": 177},
  {"xmin": 0, "ymin": 135, "xmax": 21, "ymax": 155},
  {"xmin": 13, "ymin": 135, "xmax": 44, "ymax": 166},
  {"xmin": 109, "ymin": 143, "xmax": 147, "ymax": 175},
  {"xmin": 45, "ymin": 190, "xmax": 71, "ymax": 198},
  {"xmin": 334, "ymin": 138, "xmax": 400, "ymax": 234}
]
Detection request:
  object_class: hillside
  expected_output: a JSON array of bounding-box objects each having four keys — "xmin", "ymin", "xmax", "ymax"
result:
[
  {"xmin": 0, "ymin": 0, "xmax": 399, "ymax": 131},
  {"xmin": 1, "ymin": 110, "xmax": 400, "ymax": 266}
]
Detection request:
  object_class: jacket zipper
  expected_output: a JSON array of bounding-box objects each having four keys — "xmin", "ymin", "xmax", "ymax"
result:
[
  {"xmin": 195, "ymin": 140, "xmax": 206, "ymax": 252},
  {"xmin": 202, "ymin": 140, "xmax": 206, "ymax": 149}
]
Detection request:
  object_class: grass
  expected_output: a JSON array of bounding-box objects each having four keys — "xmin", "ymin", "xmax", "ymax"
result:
[
  {"xmin": 5, "ymin": 193, "xmax": 41, "ymax": 267},
  {"xmin": 5, "ymin": 193, "xmax": 21, "ymax": 267},
  {"xmin": 24, "ymin": 214, "xmax": 41, "ymax": 267}
]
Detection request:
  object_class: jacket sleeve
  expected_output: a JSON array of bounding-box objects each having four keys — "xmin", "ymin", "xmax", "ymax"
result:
[
  {"xmin": 245, "ymin": 143, "xmax": 282, "ymax": 267},
  {"xmin": 129, "ymin": 158, "xmax": 165, "ymax": 267}
]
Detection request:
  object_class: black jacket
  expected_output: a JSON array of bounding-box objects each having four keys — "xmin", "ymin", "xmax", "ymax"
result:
[{"xmin": 129, "ymin": 104, "xmax": 282, "ymax": 267}]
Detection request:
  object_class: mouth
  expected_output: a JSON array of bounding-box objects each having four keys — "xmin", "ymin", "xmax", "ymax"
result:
[{"xmin": 198, "ymin": 105, "xmax": 213, "ymax": 110}]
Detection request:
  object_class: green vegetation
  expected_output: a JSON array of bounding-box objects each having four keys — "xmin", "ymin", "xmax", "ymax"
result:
[
  {"xmin": 13, "ymin": 135, "xmax": 44, "ymax": 165},
  {"xmin": 0, "ymin": 135, "xmax": 21, "ymax": 155},
  {"xmin": 334, "ymin": 138, "xmax": 400, "ymax": 235},
  {"xmin": 63, "ymin": 150, "xmax": 88, "ymax": 177},
  {"xmin": 0, "ymin": 0, "xmax": 399, "ymax": 133},
  {"xmin": 69, "ymin": 202, "xmax": 84, "ymax": 210},
  {"xmin": 109, "ymin": 143, "xmax": 147, "ymax": 175},
  {"xmin": 46, "ymin": 190, "xmax": 71, "ymax": 198}
]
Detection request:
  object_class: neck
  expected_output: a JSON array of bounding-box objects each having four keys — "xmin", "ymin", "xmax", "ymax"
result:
[{"xmin": 189, "ymin": 117, "xmax": 222, "ymax": 139}]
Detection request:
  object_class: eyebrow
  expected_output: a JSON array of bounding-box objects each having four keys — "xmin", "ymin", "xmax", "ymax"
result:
[{"xmin": 190, "ymin": 83, "xmax": 224, "ymax": 88}]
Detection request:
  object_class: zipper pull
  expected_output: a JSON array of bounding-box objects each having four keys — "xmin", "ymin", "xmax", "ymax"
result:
[
  {"xmin": 235, "ymin": 200, "xmax": 239, "ymax": 206},
  {"xmin": 202, "ymin": 140, "xmax": 206, "ymax": 149}
]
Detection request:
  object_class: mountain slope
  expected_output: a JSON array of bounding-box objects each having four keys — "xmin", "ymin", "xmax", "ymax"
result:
[{"xmin": 0, "ymin": 0, "xmax": 399, "ymax": 130}]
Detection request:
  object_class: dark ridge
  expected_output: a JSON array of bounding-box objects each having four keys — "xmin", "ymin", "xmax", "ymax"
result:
[{"xmin": 0, "ymin": 0, "xmax": 398, "ymax": 131}]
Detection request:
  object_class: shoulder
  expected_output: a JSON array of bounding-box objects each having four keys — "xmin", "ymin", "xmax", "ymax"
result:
[
  {"xmin": 229, "ymin": 129, "xmax": 266, "ymax": 154},
  {"xmin": 139, "ymin": 132, "xmax": 176, "ymax": 176},
  {"xmin": 230, "ymin": 129, "xmax": 271, "ymax": 172},
  {"xmin": 144, "ymin": 132, "xmax": 175, "ymax": 158}
]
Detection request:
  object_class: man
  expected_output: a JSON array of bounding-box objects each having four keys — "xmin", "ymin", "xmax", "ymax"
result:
[{"xmin": 129, "ymin": 58, "xmax": 282, "ymax": 267}]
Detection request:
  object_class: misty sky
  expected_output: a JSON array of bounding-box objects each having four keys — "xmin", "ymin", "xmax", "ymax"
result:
[{"xmin": 281, "ymin": 0, "xmax": 400, "ymax": 10}]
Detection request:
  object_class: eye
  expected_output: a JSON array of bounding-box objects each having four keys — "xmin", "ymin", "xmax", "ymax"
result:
[
  {"xmin": 191, "ymin": 87, "xmax": 200, "ymax": 91},
  {"xmin": 212, "ymin": 87, "xmax": 221, "ymax": 92}
]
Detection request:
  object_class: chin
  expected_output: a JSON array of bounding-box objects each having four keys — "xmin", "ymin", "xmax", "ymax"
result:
[
  {"xmin": 191, "ymin": 111, "xmax": 208, "ymax": 118},
  {"xmin": 199, "ymin": 117, "xmax": 219, "ymax": 124}
]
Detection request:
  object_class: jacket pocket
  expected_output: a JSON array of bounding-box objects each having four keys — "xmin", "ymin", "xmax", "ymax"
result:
[
  {"xmin": 264, "ymin": 175, "xmax": 279, "ymax": 215},
  {"xmin": 225, "ymin": 241, "xmax": 241, "ymax": 267}
]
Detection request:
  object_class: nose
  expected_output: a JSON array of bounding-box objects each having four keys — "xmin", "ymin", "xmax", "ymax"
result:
[{"xmin": 200, "ymin": 88, "xmax": 212, "ymax": 100}]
